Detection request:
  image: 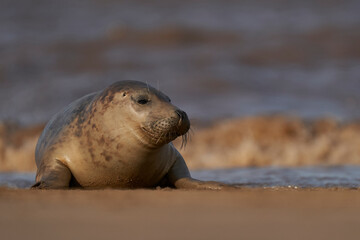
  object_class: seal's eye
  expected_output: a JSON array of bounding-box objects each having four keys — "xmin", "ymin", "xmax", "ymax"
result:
[{"xmin": 137, "ymin": 99, "xmax": 149, "ymax": 105}]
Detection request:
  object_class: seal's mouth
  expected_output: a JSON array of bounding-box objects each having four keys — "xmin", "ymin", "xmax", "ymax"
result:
[
  {"xmin": 141, "ymin": 126, "xmax": 180, "ymax": 143},
  {"xmin": 141, "ymin": 110, "xmax": 190, "ymax": 146}
]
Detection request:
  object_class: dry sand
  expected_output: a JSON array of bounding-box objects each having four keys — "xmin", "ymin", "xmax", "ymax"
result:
[{"xmin": 0, "ymin": 188, "xmax": 359, "ymax": 240}]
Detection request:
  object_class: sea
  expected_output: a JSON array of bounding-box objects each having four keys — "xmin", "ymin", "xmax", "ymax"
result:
[{"xmin": 0, "ymin": 0, "xmax": 360, "ymax": 124}]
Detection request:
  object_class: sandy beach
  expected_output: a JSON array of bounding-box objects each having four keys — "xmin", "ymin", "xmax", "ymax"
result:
[
  {"xmin": 1, "ymin": 188, "xmax": 359, "ymax": 240},
  {"xmin": 1, "ymin": 1, "xmax": 360, "ymax": 239}
]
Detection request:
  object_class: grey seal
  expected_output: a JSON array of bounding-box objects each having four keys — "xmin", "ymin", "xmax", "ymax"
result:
[{"xmin": 33, "ymin": 80, "xmax": 227, "ymax": 189}]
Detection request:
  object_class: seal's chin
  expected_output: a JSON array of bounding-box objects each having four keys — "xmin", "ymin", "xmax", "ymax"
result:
[{"xmin": 140, "ymin": 116, "xmax": 190, "ymax": 146}]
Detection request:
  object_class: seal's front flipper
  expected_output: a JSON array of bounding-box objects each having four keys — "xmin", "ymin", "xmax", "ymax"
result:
[
  {"xmin": 167, "ymin": 151, "xmax": 232, "ymax": 190},
  {"xmin": 32, "ymin": 159, "xmax": 72, "ymax": 189},
  {"xmin": 173, "ymin": 177, "xmax": 229, "ymax": 190}
]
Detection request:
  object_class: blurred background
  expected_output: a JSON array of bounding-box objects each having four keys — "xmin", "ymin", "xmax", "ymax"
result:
[{"xmin": 1, "ymin": 0, "xmax": 360, "ymax": 173}]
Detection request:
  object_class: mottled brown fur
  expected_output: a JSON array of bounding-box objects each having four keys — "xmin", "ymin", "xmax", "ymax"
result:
[{"xmin": 33, "ymin": 80, "xmax": 229, "ymax": 190}]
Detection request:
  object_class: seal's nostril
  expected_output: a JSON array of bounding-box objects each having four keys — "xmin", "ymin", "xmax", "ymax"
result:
[{"xmin": 175, "ymin": 110, "xmax": 184, "ymax": 120}]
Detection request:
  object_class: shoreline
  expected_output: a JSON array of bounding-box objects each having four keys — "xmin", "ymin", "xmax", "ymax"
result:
[{"xmin": 2, "ymin": 165, "xmax": 360, "ymax": 189}]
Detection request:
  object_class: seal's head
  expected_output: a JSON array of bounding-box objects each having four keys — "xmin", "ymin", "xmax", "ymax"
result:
[{"xmin": 97, "ymin": 81, "xmax": 190, "ymax": 148}]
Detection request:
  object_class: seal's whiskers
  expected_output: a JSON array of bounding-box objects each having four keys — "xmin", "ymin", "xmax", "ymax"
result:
[
  {"xmin": 146, "ymin": 80, "xmax": 150, "ymax": 94},
  {"xmin": 156, "ymin": 131, "xmax": 165, "ymax": 144}
]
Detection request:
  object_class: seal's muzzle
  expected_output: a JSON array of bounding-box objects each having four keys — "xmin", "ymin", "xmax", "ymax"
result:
[{"xmin": 141, "ymin": 109, "xmax": 190, "ymax": 146}]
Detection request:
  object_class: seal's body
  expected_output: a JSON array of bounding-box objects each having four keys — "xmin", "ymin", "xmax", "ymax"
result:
[{"xmin": 33, "ymin": 81, "xmax": 225, "ymax": 189}]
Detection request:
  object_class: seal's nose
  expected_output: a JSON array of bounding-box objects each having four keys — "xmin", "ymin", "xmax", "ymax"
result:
[
  {"xmin": 175, "ymin": 109, "xmax": 187, "ymax": 121},
  {"xmin": 175, "ymin": 109, "xmax": 190, "ymax": 135}
]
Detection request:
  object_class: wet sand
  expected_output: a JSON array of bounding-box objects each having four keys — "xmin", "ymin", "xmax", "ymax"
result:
[{"xmin": 0, "ymin": 188, "xmax": 359, "ymax": 240}]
